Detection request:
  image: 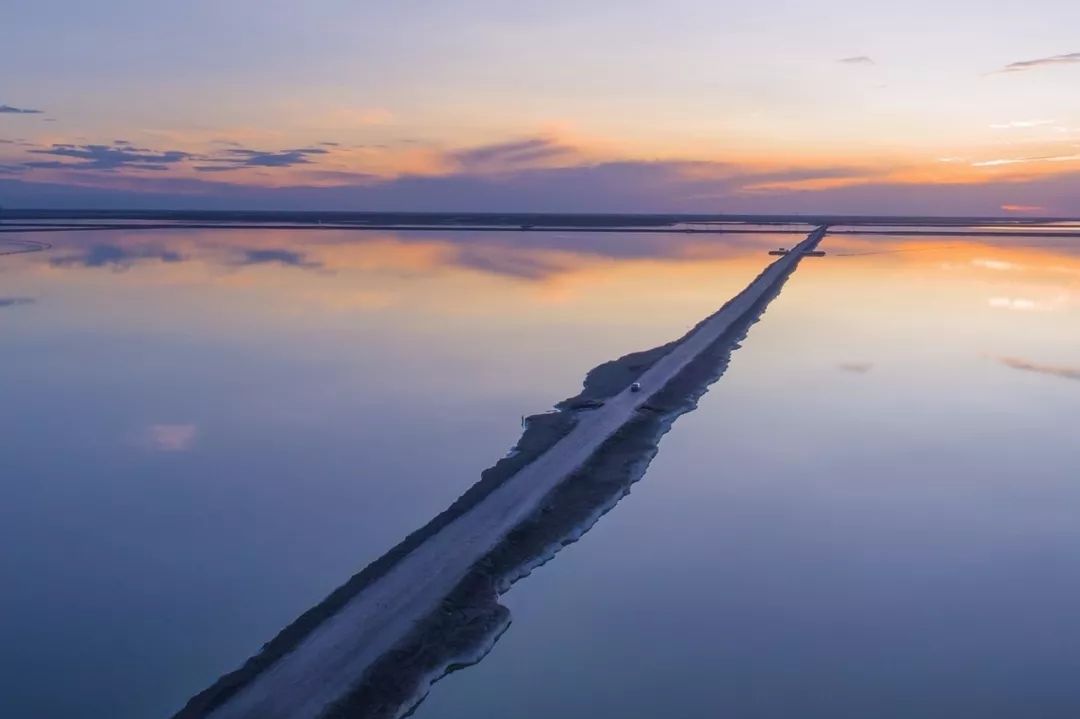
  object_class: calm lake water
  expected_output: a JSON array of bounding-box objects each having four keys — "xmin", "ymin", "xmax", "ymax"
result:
[
  {"xmin": 420, "ymin": 232, "xmax": 1080, "ymax": 719},
  {"xmin": 2, "ymin": 227, "xmax": 1078, "ymax": 718}
]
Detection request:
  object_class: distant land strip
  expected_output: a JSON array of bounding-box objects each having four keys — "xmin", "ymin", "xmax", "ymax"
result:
[
  {"xmin": 3, "ymin": 209, "xmax": 1080, "ymax": 227},
  {"xmin": 4, "ymin": 222, "xmax": 1080, "ymax": 239},
  {"xmin": 0, "ymin": 223, "xmax": 806, "ymax": 235}
]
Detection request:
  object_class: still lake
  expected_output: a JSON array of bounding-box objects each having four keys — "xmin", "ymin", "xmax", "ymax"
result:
[{"xmin": 2, "ymin": 227, "xmax": 1078, "ymax": 718}]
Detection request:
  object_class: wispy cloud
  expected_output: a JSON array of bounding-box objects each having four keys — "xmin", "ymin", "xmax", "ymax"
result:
[
  {"xmin": 0, "ymin": 297, "xmax": 35, "ymax": 308},
  {"xmin": 452, "ymin": 138, "xmax": 577, "ymax": 171},
  {"xmin": 972, "ymin": 154, "xmax": 1080, "ymax": 167},
  {"xmin": 972, "ymin": 258, "xmax": 1023, "ymax": 271},
  {"xmin": 12, "ymin": 138, "xmax": 348, "ymax": 175},
  {"xmin": 837, "ymin": 361, "xmax": 874, "ymax": 373},
  {"xmin": 838, "ymin": 56, "xmax": 875, "ymax": 65},
  {"xmin": 735, "ymin": 165, "xmax": 878, "ymax": 192},
  {"xmin": 0, "ymin": 104, "xmax": 44, "ymax": 114},
  {"xmin": 998, "ymin": 356, "xmax": 1080, "ymax": 381},
  {"xmin": 996, "ymin": 52, "xmax": 1080, "ymax": 74},
  {"xmin": 26, "ymin": 142, "xmax": 191, "ymax": 171},
  {"xmin": 1001, "ymin": 203, "xmax": 1046, "ymax": 213},
  {"xmin": 987, "ymin": 296, "xmax": 1062, "ymax": 312},
  {"xmin": 989, "ymin": 119, "xmax": 1055, "ymax": 129},
  {"xmin": 194, "ymin": 146, "xmax": 330, "ymax": 171}
]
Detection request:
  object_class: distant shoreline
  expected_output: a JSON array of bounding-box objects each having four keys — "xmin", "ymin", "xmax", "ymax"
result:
[
  {"xmin": 4, "ymin": 210, "xmax": 1080, "ymax": 240},
  {"xmin": 3, "ymin": 209, "xmax": 1080, "ymax": 227}
]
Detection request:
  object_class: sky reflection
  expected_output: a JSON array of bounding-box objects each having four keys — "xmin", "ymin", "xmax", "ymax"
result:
[
  {"xmin": 0, "ymin": 228, "xmax": 784, "ymax": 719},
  {"xmin": 417, "ymin": 231, "xmax": 1080, "ymax": 719},
  {"xmin": 1, "ymin": 228, "xmax": 1078, "ymax": 718}
]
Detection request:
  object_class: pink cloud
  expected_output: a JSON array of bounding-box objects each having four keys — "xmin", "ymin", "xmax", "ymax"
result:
[{"xmin": 144, "ymin": 424, "xmax": 198, "ymax": 452}]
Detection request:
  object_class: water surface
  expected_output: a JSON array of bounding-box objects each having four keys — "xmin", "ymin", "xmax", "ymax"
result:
[
  {"xmin": 418, "ymin": 232, "xmax": 1080, "ymax": 718},
  {"xmin": 1, "ymin": 226, "xmax": 784, "ymax": 718}
]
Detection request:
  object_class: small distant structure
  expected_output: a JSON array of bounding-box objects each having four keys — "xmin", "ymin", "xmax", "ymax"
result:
[
  {"xmin": 519, "ymin": 224, "xmax": 534, "ymax": 231},
  {"xmin": 630, "ymin": 382, "xmax": 642, "ymax": 393}
]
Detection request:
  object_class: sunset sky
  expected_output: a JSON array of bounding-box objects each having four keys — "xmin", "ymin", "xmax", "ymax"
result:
[{"xmin": 3, "ymin": 0, "xmax": 1079, "ymax": 214}]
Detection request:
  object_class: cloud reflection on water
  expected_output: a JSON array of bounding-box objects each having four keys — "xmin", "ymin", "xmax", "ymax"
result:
[{"xmin": 998, "ymin": 356, "xmax": 1080, "ymax": 382}]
